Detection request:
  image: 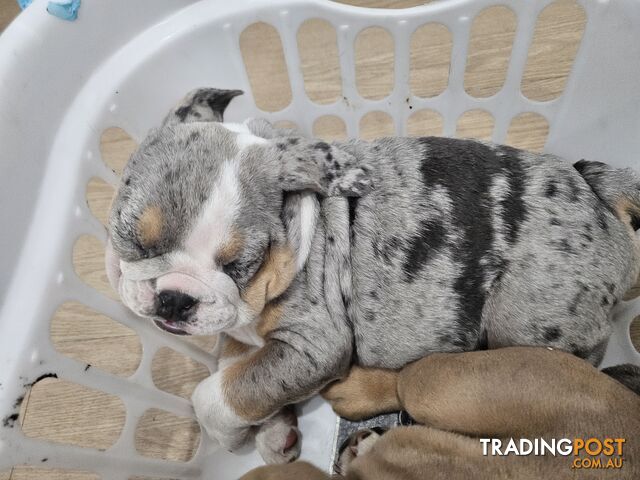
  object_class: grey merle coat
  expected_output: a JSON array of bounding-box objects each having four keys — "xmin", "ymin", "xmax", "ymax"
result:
[{"xmin": 106, "ymin": 88, "xmax": 640, "ymax": 455}]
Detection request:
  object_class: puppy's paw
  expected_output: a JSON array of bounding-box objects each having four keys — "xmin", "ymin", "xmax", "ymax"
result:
[
  {"xmin": 255, "ymin": 408, "xmax": 301, "ymax": 464},
  {"xmin": 192, "ymin": 373, "xmax": 251, "ymax": 451},
  {"xmin": 335, "ymin": 428, "xmax": 384, "ymax": 475},
  {"xmin": 321, "ymin": 367, "xmax": 400, "ymax": 420}
]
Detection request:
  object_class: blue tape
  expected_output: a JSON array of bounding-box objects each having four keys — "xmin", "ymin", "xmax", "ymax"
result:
[
  {"xmin": 46, "ymin": 0, "xmax": 81, "ymax": 21},
  {"xmin": 17, "ymin": 0, "xmax": 33, "ymax": 9}
]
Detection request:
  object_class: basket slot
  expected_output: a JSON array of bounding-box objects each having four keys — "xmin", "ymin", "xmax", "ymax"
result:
[
  {"xmin": 409, "ymin": 22, "xmax": 452, "ymax": 101},
  {"xmin": 134, "ymin": 408, "xmax": 200, "ymax": 462},
  {"xmin": 150, "ymin": 347, "xmax": 210, "ymax": 401},
  {"xmin": 313, "ymin": 115, "xmax": 348, "ymax": 141},
  {"xmin": 464, "ymin": 6, "xmax": 517, "ymax": 100},
  {"xmin": 521, "ymin": 0, "xmax": 587, "ymax": 103},
  {"xmin": 297, "ymin": 19, "xmax": 343, "ymax": 106},
  {"xmin": 50, "ymin": 302, "xmax": 142, "ymax": 378},
  {"xmin": 456, "ymin": 109, "xmax": 494, "ymax": 141},
  {"xmin": 45, "ymin": 351, "xmax": 194, "ymax": 419},
  {"xmin": 355, "ymin": 26, "xmax": 395, "ymax": 102},
  {"xmin": 66, "ymin": 279, "xmax": 218, "ymax": 372},
  {"xmin": 239, "ymin": 22, "xmax": 292, "ymax": 113},
  {"xmin": 21, "ymin": 377, "xmax": 125, "ymax": 451},
  {"xmin": 359, "ymin": 111, "xmax": 394, "ymax": 140},
  {"xmin": 505, "ymin": 112, "xmax": 549, "ymax": 152},
  {"xmin": 407, "ymin": 109, "xmax": 443, "ymax": 137},
  {"xmin": 99, "ymin": 127, "xmax": 137, "ymax": 178},
  {"xmin": 86, "ymin": 178, "xmax": 116, "ymax": 228}
]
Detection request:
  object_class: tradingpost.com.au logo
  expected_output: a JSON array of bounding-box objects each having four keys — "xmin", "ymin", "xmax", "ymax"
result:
[{"xmin": 480, "ymin": 437, "xmax": 625, "ymax": 470}]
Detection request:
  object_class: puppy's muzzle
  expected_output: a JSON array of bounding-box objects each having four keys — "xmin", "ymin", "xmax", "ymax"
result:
[{"xmin": 156, "ymin": 290, "xmax": 198, "ymax": 323}]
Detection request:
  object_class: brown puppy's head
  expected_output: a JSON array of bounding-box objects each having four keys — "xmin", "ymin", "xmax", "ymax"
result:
[{"xmin": 106, "ymin": 88, "xmax": 372, "ymax": 336}]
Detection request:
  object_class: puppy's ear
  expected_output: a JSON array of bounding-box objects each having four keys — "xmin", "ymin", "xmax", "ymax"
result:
[
  {"xmin": 276, "ymin": 140, "xmax": 373, "ymax": 197},
  {"xmin": 162, "ymin": 88, "xmax": 243, "ymax": 126}
]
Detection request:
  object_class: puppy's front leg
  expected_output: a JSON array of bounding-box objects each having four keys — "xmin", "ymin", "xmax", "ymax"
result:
[
  {"xmin": 193, "ymin": 336, "xmax": 350, "ymax": 452},
  {"xmin": 322, "ymin": 367, "xmax": 400, "ymax": 420}
]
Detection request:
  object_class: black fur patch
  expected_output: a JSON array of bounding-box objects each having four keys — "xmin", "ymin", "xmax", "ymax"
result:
[
  {"xmin": 475, "ymin": 328, "xmax": 489, "ymax": 350},
  {"xmin": 403, "ymin": 218, "xmax": 446, "ymax": 282},
  {"xmin": 348, "ymin": 197, "xmax": 359, "ymax": 229},
  {"xmin": 174, "ymin": 105, "xmax": 191, "ymax": 121},
  {"xmin": 417, "ymin": 138, "xmax": 527, "ymax": 346},
  {"xmin": 568, "ymin": 283, "xmax": 590, "ymax": 315},
  {"xmin": 545, "ymin": 181, "xmax": 557, "ymax": 198},
  {"xmin": 602, "ymin": 363, "xmax": 640, "ymax": 395},
  {"xmin": 498, "ymin": 146, "xmax": 528, "ymax": 244},
  {"xmin": 544, "ymin": 326, "xmax": 562, "ymax": 342}
]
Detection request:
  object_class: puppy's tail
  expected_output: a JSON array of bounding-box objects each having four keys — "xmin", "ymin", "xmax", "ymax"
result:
[
  {"xmin": 574, "ymin": 160, "xmax": 640, "ymax": 230},
  {"xmin": 601, "ymin": 363, "xmax": 640, "ymax": 396}
]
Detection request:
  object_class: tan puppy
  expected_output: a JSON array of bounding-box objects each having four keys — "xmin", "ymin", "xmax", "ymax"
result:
[{"xmin": 241, "ymin": 347, "xmax": 640, "ymax": 480}]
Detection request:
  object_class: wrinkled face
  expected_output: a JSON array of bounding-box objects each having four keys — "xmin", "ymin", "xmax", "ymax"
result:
[
  {"xmin": 107, "ymin": 88, "xmax": 371, "ymax": 336},
  {"xmin": 107, "ymin": 119, "xmax": 290, "ymax": 335}
]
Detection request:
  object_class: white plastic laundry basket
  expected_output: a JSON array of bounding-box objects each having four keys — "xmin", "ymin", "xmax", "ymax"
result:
[{"xmin": 1, "ymin": 0, "xmax": 640, "ymax": 478}]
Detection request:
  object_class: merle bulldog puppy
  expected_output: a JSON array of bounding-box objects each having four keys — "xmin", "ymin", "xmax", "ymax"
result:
[{"xmin": 106, "ymin": 88, "xmax": 640, "ymax": 462}]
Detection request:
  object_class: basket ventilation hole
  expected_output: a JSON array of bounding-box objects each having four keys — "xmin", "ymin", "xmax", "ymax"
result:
[
  {"xmin": 86, "ymin": 177, "xmax": 115, "ymax": 227},
  {"xmin": 135, "ymin": 408, "xmax": 200, "ymax": 462},
  {"xmin": 456, "ymin": 109, "xmax": 495, "ymax": 141},
  {"xmin": 8, "ymin": 468, "xmax": 99, "ymax": 480},
  {"xmin": 407, "ymin": 109, "xmax": 443, "ymax": 137},
  {"xmin": 73, "ymin": 235, "xmax": 118, "ymax": 301},
  {"xmin": 313, "ymin": 115, "xmax": 348, "ymax": 141},
  {"xmin": 21, "ymin": 377, "xmax": 125, "ymax": 450},
  {"xmin": 151, "ymin": 346, "xmax": 210, "ymax": 400},
  {"xmin": 355, "ymin": 27, "xmax": 395, "ymax": 101},
  {"xmin": 298, "ymin": 19, "xmax": 342, "ymax": 105},
  {"xmin": 410, "ymin": 23, "xmax": 452, "ymax": 99},
  {"xmin": 360, "ymin": 111, "xmax": 394, "ymax": 140},
  {"xmin": 465, "ymin": 6, "xmax": 517, "ymax": 98},
  {"xmin": 506, "ymin": 113, "xmax": 549, "ymax": 152},
  {"xmin": 631, "ymin": 317, "xmax": 640, "ymax": 353},
  {"xmin": 100, "ymin": 127, "xmax": 137, "ymax": 177},
  {"xmin": 273, "ymin": 120, "xmax": 299, "ymax": 131},
  {"xmin": 182, "ymin": 334, "xmax": 220, "ymax": 352},
  {"xmin": 51, "ymin": 301, "xmax": 142, "ymax": 378},
  {"xmin": 240, "ymin": 22, "xmax": 292, "ymax": 112},
  {"xmin": 522, "ymin": 0, "xmax": 586, "ymax": 102}
]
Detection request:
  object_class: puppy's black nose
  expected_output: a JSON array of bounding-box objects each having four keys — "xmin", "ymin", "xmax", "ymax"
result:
[{"xmin": 157, "ymin": 290, "xmax": 198, "ymax": 322}]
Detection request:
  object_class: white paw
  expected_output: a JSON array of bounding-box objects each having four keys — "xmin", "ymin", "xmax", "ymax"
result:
[
  {"xmin": 192, "ymin": 373, "xmax": 251, "ymax": 451},
  {"xmin": 255, "ymin": 410, "xmax": 301, "ymax": 464}
]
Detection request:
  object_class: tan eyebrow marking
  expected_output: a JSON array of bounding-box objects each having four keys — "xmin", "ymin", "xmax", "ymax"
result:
[
  {"xmin": 137, "ymin": 205, "xmax": 164, "ymax": 248},
  {"xmin": 216, "ymin": 228, "xmax": 245, "ymax": 265}
]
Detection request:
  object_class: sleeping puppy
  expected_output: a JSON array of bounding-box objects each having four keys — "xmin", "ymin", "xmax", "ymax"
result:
[
  {"xmin": 242, "ymin": 347, "xmax": 640, "ymax": 479},
  {"xmin": 105, "ymin": 88, "xmax": 640, "ymax": 459}
]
